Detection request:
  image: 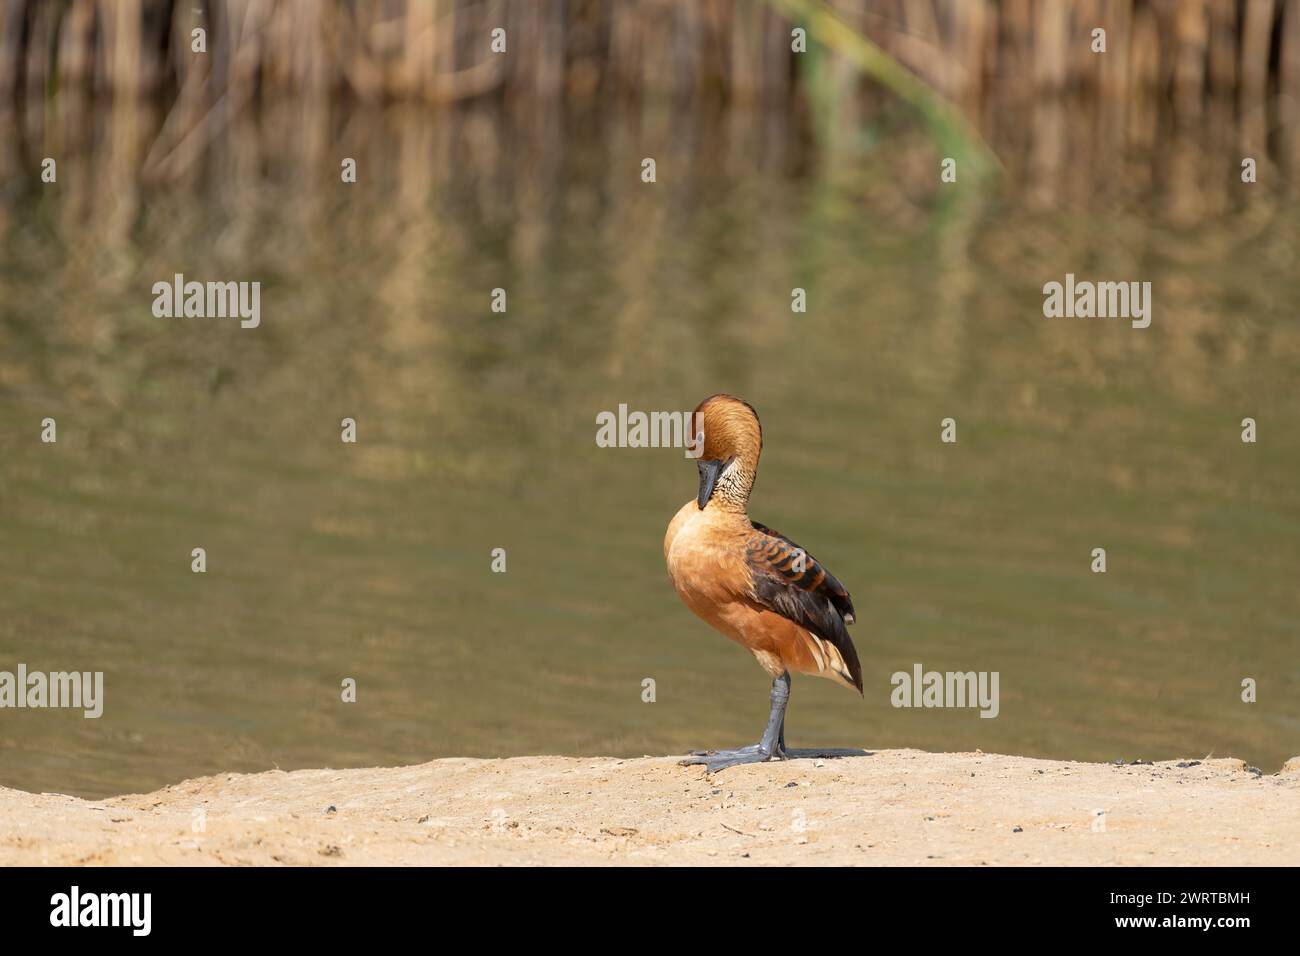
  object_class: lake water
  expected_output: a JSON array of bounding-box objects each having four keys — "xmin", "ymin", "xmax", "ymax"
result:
[{"xmin": 1, "ymin": 103, "xmax": 1297, "ymax": 797}]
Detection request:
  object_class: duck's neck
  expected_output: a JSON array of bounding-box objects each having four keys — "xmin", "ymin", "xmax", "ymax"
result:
[{"xmin": 709, "ymin": 458, "xmax": 756, "ymax": 515}]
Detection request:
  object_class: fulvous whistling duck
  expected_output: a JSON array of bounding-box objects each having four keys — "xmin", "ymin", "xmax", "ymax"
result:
[{"xmin": 665, "ymin": 394, "xmax": 864, "ymax": 772}]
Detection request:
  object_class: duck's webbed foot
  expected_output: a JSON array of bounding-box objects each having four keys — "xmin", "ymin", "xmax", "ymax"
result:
[
  {"xmin": 679, "ymin": 671, "xmax": 793, "ymax": 773},
  {"xmin": 680, "ymin": 743, "xmax": 788, "ymax": 772}
]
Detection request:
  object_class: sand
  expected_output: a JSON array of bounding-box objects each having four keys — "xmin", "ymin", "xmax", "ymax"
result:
[{"xmin": 3, "ymin": 750, "xmax": 1298, "ymax": 866}]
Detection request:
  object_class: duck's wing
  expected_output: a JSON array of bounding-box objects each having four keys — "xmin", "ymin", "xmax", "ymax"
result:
[
  {"xmin": 747, "ymin": 521, "xmax": 856, "ymax": 623},
  {"xmin": 746, "ymin": 520, "xmax": 862, "ymax": 690}
]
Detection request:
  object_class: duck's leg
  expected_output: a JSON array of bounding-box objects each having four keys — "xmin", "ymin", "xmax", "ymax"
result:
[{"xmin": 681, "ymin": 671, "xmax": 791, "ymax": 771}]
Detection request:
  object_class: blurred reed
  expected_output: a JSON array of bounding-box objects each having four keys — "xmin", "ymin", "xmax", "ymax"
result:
[{"xmin": 2, "ymin": 1, "xmax": 1300, "ymax": 182}]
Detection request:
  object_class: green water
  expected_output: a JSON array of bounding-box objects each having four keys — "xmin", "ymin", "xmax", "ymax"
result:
[{"xmin": 1, "ymin": 106, "xmax": 1298, "ymax": 798}]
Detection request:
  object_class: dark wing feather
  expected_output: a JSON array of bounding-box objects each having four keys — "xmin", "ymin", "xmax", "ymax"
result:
[{"xmin": 746, "ymin": 520, "xmax": 862, "ymax": 692}]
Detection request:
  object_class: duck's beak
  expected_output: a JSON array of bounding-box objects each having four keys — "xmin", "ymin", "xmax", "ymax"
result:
[{"xmin": 696, "ymin": 458, "xmax": 726, "ymax": 509}]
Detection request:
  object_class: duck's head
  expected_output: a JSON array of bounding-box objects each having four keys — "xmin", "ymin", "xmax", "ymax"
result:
[{"xmin": 690, "ymin": 394, "xmax": 762, "ymax": 511}]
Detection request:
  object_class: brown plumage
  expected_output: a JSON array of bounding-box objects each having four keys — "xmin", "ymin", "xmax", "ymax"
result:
[{"xmin": 665, "ymin": 395, "xmax": 863, "ymax": 763}]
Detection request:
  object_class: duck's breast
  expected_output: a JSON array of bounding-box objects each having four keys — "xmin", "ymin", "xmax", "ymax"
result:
[{"xmin": 665, "ymin": 505, "xmax": 758, "ymax": 635}]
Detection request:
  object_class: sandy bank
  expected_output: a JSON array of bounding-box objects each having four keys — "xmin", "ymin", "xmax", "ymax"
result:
[{"xmin": 3, "ymin": 750, "xmax": 1298, "ymax": 866}]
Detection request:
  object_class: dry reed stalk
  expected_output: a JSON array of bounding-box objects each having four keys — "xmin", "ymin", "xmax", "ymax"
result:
[
  {"xmin": 1032, "ymin": 0, "xmax": 1070, "ymax": 95},
  {"xmin": 731, "ymin": 0, "xmax": 763, "ymax": 104},
  {"xmin": 1281, "ymin": 0, "xmax": 1300, "ymax": 173},
  {"xmin": 1127, "ymin": 2, "xmax": 1160, "ymax": 153},
  {"xmin": 1240, "ymin": 0, "xmax": 1274, "ymax": 152},
  {"xmin": 1173, "ymin": 0, "xmax": 1208, "ymax": 124}
]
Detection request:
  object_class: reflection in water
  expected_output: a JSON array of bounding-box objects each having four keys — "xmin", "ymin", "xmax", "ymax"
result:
[{"xmin": 1, "ymin": 99, "xmax": 1298, "ymax": 797}]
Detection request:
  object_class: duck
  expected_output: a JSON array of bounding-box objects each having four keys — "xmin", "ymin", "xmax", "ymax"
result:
[{"xmin": 664, "ymin": 394, "xmax": 864, "ymax": 772}]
